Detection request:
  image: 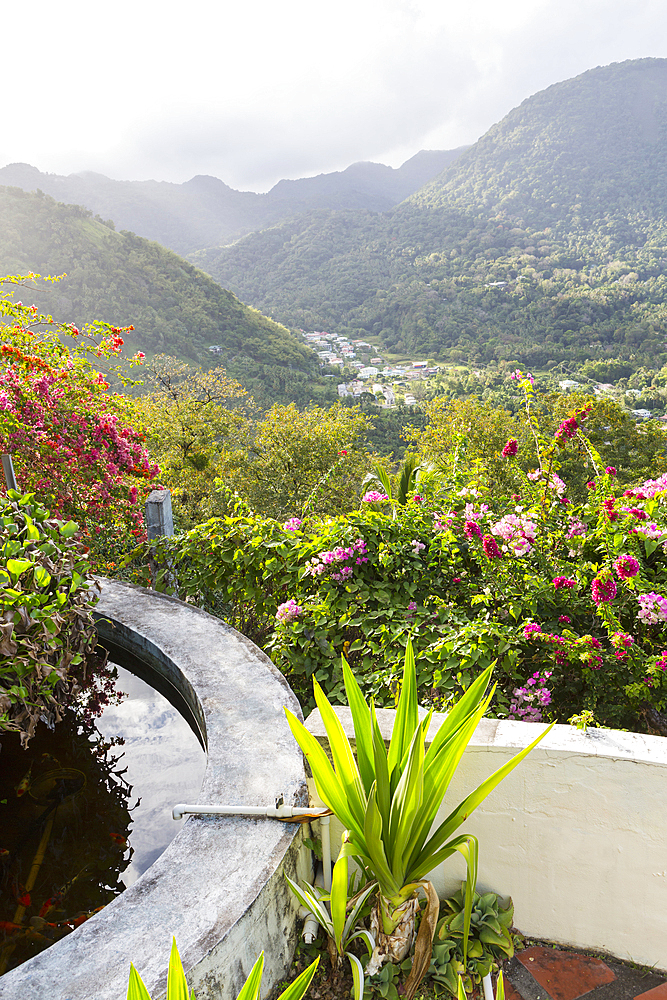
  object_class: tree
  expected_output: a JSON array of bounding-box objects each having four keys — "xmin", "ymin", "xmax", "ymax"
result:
[
  {"xmin": 229, "ymin": 403, "xmax": 376, "ymax": 520},
  {"xmin": 130, "ymin": 355, "xmax": 251, "ymax": 529}
]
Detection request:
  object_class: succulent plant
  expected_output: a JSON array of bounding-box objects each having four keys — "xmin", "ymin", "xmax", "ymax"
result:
[{"xmin": 428, "ymin": 886, "xmax": 514, "ymax": 995}]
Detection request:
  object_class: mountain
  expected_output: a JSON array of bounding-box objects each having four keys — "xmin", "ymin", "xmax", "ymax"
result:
[
  {"xmin": 195, "ymin": 58, "xmax": 667, "ymax": 372},
  {"xmin": 0, "ymin": 185, "xmax": 329, "ymax": 407},
  {"xmin": 0, "ymin": 149, "xmax": 466, "ymax": 256}
]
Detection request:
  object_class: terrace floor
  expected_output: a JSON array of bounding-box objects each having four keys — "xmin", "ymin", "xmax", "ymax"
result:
[{"xmin": 505, "ymin": 946, "xmax": 667, "ymax": 1000}]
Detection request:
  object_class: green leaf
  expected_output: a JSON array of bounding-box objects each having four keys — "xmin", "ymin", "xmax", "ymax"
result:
[
  {"xmin": 387, "ymin": 640, "xmax": 419, "ymax": 783},
  {"xmin": 275, "ymin": 958, "xmax": 320, "ymax": 1000},
  {"xmin": 331, "ymin": 855, "xmax": 348, "ymax": 954},
  {"xmin": 59, "ymin": 520, "xmax": 79, "ymax": 538},
  {"xmin": 342, "ymin": 656, "xmax": 374, "ymax": 795},
  {"xmin": 167, "ymin": 937, "xmax": 191, "ymax": 1000},
  {"xmin": 285, "ymin": 875, "xmax": 332, "ymax": 936},
  {"xmin": 371, "ymin": 704, "xmax": 391, "ymax": 836},
  {"xmin": 410, "ymin": 724, "xmax": 555, "ymax": 879},
  {"xmin": 235, "ymin": 953, "xmax": 264, "ymax": 1000},
  {"xmin": 33, "ymin": 566, "xmax": 51, "ymax": 588},
  {"xmin": 284, "ymin": 707, "xmax": 358, "ymax": 832},
  {"xmin": 313, "ymin": 681, "xmax": 367, "ymax": 830},
  {"xmin": 346, "ymin": 950, "xmax": 366, "ymax": 1000},
  {"xmin": 6, "ymin": 558, "xmax": 33, "ymax": 578},
  {"xmin": 127, "ymin": 963, "xmax": 153, "ymax": 1000}
]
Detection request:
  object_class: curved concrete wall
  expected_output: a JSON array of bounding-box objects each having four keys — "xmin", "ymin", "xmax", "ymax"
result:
[
  {"xmin": 306, "ymin": 707, "xmax": 667, "ymax": 973},
  {"xmin": 0, "ymin": 579, "xmax": 309, "ymax": 1000}
]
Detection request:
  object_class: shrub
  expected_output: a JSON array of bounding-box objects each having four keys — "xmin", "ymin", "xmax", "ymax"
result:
[{"xmin": 0, "ymin": 490, "xmax": 115, "ymax": 743}]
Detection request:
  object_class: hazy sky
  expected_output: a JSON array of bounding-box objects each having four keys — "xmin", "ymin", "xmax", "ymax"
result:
[{"xmin": 4, "ymin": 0, "xmax": 667, "ymax": 191}]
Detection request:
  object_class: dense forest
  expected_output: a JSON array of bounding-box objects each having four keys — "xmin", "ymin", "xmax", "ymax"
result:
[
  {"xmin": 195, "ymin": 59, "xmax": 667, "ymax": 372},
  {"xmin": 0, "ymin": 186, "xmax": 342, "ymax": 407}
]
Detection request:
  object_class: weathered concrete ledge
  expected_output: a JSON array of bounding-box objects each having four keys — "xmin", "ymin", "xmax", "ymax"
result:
[
  {"xmin": 306, "ymin": 707, "xmax": 667, "ymax": 972},
  {"xmin": 0, "ymin": 579, "xmax": 308, "ymax": 1000}
]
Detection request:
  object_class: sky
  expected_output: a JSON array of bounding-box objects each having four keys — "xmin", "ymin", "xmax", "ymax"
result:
[{"xmin": 3, "ymin": 0, "xmax": 667, "ymax": 192}]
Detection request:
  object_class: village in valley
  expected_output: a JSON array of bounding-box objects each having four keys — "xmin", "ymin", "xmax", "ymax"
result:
[{"xmin": 300, "ymin": 330, "xmax": 439, "ymax": 407}]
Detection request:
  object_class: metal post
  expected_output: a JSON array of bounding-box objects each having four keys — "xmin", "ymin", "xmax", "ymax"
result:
[{"xmin": 1, "ymin": 454, "xmax": 17, "ymax": 491}]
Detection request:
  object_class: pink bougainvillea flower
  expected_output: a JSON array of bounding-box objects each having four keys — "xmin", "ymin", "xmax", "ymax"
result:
[
  {"xmin": 614, "ymin": 554, "xmax": 640, "ymax": 580},
  {"xmin": 361, "ymin": 490, "xmax": 388, "ymax": 503},
  {"xmin": 523, "ymin": 623, "xmax": 542, "ymax": 638},
  {"xmin": 482, "ymin": 534, "xmax": 502, "ymax": 559},
  {"xmin": 502, "ymin": 438, "xmax": 518, "ymax": 457},
  {"xmin": 591, "ymin": 576, "xmax": 617, "ymax": 605},
  {"xmin": 553, "ymin": 576, "xmax": 576, "ymax": 590}
]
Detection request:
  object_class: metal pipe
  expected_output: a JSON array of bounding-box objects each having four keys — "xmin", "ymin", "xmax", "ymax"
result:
[{"xmin": 172, "ymin": 802, "xmax": 331, "ymax": 821}]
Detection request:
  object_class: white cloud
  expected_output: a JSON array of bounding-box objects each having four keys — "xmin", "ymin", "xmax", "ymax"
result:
[{"xmin": 2, "ymin": 0, "xmax": 667, "ymax": 189}]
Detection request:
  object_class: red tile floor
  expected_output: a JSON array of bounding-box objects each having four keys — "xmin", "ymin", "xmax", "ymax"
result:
[{"xmin": 504, "ymin": 946, "xmax": 667, "ymax": 1000}]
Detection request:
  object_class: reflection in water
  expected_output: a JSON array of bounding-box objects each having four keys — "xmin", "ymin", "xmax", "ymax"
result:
[
  {"xmin": 0, "ymin": 662, "xmax": 205, "ymax": 974},
  {"xmin": 96, "ymin": 665, "xmax": 206, "ymax": 886}
]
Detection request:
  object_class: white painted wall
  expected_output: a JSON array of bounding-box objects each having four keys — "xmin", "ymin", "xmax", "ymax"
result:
[{"xmin": 305, "ymin": 709, "xmax": 667, "ymax": 972}]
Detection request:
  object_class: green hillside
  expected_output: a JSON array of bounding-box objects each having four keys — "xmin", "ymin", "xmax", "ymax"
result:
[
  {"xmin": 0, "ymin": 185, "xmax": 333, "ymax": 404},
  {"xmin": 0, "ymin": 149, "xmax": 465, "ymax": 255},
  {"xmin": 196, "ymin": 59, "xmax": 667, "ymax": 371}
]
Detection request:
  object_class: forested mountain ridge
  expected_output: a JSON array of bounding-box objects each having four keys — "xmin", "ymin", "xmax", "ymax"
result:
[
  {"xmin": 197, "ymin": 58, "xmax": 667, "ymax": 371},
  {"xmin": 0, "ymin": 185, "xmax": 329, "ymax": 406},
  {"xmin": 0, "ymin": 148, "xmax": 465, "ymax": 256},
  {"xmin": 412, "ymin": 58, "xmax": 667, "ymax": 226}
]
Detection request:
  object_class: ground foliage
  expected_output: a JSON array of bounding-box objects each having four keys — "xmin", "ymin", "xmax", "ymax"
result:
[{"xmin": 0, "ymin": 491, "xmax": 116, "ymax": 744}]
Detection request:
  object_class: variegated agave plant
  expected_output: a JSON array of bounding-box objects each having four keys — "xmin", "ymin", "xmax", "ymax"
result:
[{"xmin": 285, "ymin": 641, "xmax": 552, "ymax": 999}]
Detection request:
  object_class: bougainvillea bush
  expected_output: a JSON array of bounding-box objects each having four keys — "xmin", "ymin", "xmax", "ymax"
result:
[
  {"xmin": 0, "ymin": 274, "xmax": 158, "ymax": 566},
  {"xmin": 0, "ymin": 491, "xmax": 118, "ymax": 744},
  {"xmin": 143, "ymin": 375, "xmax": 667, "ymax": 734}
]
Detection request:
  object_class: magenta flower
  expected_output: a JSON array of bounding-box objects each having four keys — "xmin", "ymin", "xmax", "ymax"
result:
[
  {"xmin": 591, "ymin": 576, "xmax": 617, "ymax": 605},
  {"xmin": 605, "ymin": 466, "xmax": 617, "ymax": 476},
  {"xmin": 464, "ymin": 519, "xmax": 483, "ymax": 540},
  {"xmin": 553, "ymin": 576, "xmax": 576, "ymax": 590},
  {"xmin": 611, "ymin": 632, "xmax": 634, "ymax": 650},
  {"xmin": 482, "ymin": 534, "xmax": 502, "ymax": 559},
  {"xmin": 283, "ymin": 517, "xmax": 303, "ymax": 531},
  {"xmin": 502, "ymin": 438, "xmax": 518, "ymax": 458},
  {"xmin": 555, "ymin": 416, "xmax": 579, "ymax": 441},
  {"xmin": 524, "ymin": 623, "xmax": 542, "ymax": 639},
  {"xmin": 614, "ymin": 554, "xmax": 640, "ymax": 580},
  {"xmin": 558, "ymin": 615, "xmax": 571, "ymax": 624},
  {"xmin": 361, "ymin": 490, "xmax": 389, "ymax": 503}
]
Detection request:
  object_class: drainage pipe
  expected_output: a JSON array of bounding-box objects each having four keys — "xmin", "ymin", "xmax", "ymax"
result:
[
  {"xmin": 301, "ymin": 864, "xmax": 325, "ymax": 944},
  {"xmin": 172, "ymin": 802, "xmax": 331, "ymax": 821}
]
